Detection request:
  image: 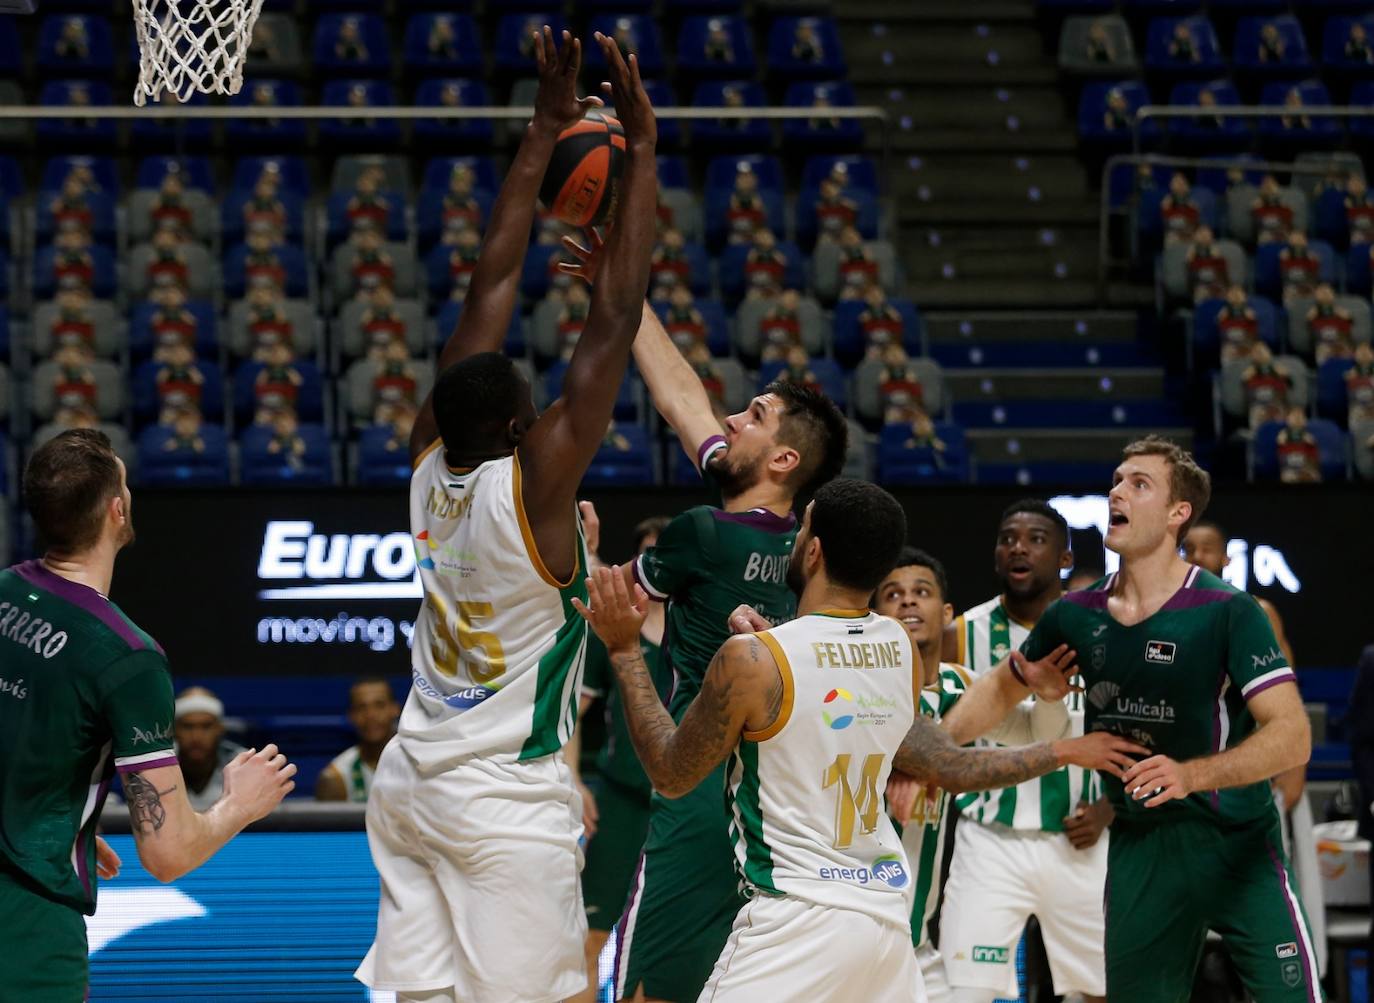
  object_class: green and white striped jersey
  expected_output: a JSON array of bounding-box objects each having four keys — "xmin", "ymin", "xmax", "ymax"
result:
[
  {"xmin": 953, "ymin": 595, "xmax": 1099, "ymax": 832},
  {"xmin": 725, "ymin": 610, "xmax": 917, "ymax": 930}
]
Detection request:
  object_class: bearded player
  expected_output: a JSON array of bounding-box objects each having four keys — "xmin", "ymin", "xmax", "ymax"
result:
[
  {"xmin": 944, "ymin": 437, "xmax": 1318, "ymax": 1002},
  {"xmin": 356, "ymin": 31, "xmax": 659, "ymax": 1003},
  {"xmin": 937, "ymin": 501, "xmax": 1111, "ymax": 1003}
]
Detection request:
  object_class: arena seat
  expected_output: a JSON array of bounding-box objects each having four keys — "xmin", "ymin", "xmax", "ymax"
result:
[
  {"xmin": 585, "ymin": 15, "xmax": 665, "ymax": 77},
  {"xmin": 231, "ymin": 156, "xmax": 311, "ymax": 198},
  {"xmin": 130, "ymin": 359, "xmax": 225, "ymax": 426},
  {"xmin": 689, "ymin": 81, "xmax": 773, "ymax": 152},
  {"xmin": 492, "ymin": 13, "xmax": 569, "ymax": 76},
  {"xmin": 877, "ymin": 422, "xmax": 970, "ymax": 484},
  {"xmin": 231, "ymin": 360, "xmax": 325, "ymax": 426},
  {"xmin": 1144, "ymin": 16, "xmax": 1224, "ymax": 79},
  {"xmin": 413, "ymin": 78, "xmax": 495, "ymax": 148},
  {"xmin": 677, "ymin": 15, "xmax": 758, "ymax": 80},
  {"xmin": 356, "ymin": 425, "xmax": 413, "ymax": 485},
  {"xmin": 227, "ymin": 80, "xmax": 309, "ymax": 150},
  {"xmin": 833, "ymin": 298, "xmax": 924, "ymax": 367},
  {"xmin": 1232, "ymin": 15, "xmax": 1314, "ymax": 81},
  {"xmin": 1165, "ymin": 79, "xmax": 1252, "ymax": 152},
  {"xmin": 313, "ymin": 14, "xmax": 392, "ymax": 78},
  {"xmin": 717, "ymin": 238, "xmax": 807, "ymax": 305},
  {"xmin": 137, "ymin": 425, "xmax": 231, "ymax": 486},
  {"xmin": 401, "ymin": 13, "xmax": 483, "ymax": 79},
  {"xmin": 223, "ymin": 243, "xmax": 310, "ymax": 299},
  {"xmin": 766, "ymin": 16, "xmax": 847, "ymax": 80},
  {"xmin": 581, "ymin": 423, "xmax": 656, "ymax": 486},
  {"xmin": 32, "ymin": 243, "xmax": 117, "ymax": 300},
  {"xmin": 128, "ymin": 301, "xmax": 219, "ymax": 361},
  {"xmin": 1250, "ymin": 418, "xmax": 1349, "ymax": 481},
  {"xmin": 757, "ymin": 358, "xmax": 849, "ymax": 411},
  {"xmin": 650, "ymin": 298, "xmax": 731, "ymax": 358},
  {"xmin": 319, "ymin": 80, "xmax": 403, "ymax": 150},
  {"xmin": 543, "ymin": 362, "xmax": 642, "ymax": 422},
  {"xmin": 782, "ymin": 81, "xmax": 865, "ymax": 154},
  {"xmin": 36, "ymin": 80, "xmax": 118, "ymax": 149},
  {"xmin": 240, "ymin": 423, "xmax": 334, "ymax": 485},
  {"xmin": 36, "ymin": 15, "xmax": 115, "ymax": 76}
]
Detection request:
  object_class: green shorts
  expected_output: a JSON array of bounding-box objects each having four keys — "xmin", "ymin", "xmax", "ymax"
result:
[
  {"xmin": 1106, "ymin": 812, "xmax": 1322, "ymax": 1003},
  {"xmin": 613, "ymin": 760, "xmax": 742, "ymax": 1002},
  {"xmin": 584, "ymin": 775, "xmax": 653, "ymax": 932},
  {"xmin": 0, "ymin": 870, "xmax": 88, "ymax": 1003}
]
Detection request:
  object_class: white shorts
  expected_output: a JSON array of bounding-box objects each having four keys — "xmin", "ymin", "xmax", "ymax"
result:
[
  {"xmin": 355, "ymin": 740, "xmax": 586, "ymax": 1003},
  {"xmin": 916, "ymin": 941, "xmax": 951, "ymax": 1003},
  {"xmin": 938, "ymin": 819, "xmax": 1106, "ymax": 997},
  {"xmin": 699, "ymin": 895, "xmax": 927, "ymax": 1003}
]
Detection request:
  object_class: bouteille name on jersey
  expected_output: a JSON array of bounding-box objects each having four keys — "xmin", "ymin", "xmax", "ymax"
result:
[
  {"xmin": 743, "ymin": 551, "xmax": 788, "ymax": 585},
  {"xmin": 0, "ymin": 601, "xmax": 70, "ymax": 660}
]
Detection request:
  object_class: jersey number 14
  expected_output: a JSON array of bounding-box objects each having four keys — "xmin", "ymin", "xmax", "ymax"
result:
[{"xmin": 822, "ymin": 753, "xmax": 885, "ymax": 849}]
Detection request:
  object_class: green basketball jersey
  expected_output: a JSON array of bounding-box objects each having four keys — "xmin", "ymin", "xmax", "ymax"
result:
[
  {"xmin": 633, "ymin": 438, "xmax": 798, "ymax": 718},
  {"xmin": 1021, "ymin": 566, "xmax": 1295, "ymax": 828},
  {"xmin": 581, "ymin": 631, "xmax": 670, "ymax": 793},
  {"xmin": 0, "ymin": 561, "xmax": 177, "ymax": 914}
]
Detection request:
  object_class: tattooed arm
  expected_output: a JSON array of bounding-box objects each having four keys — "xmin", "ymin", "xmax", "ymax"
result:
[
  {"xmin": 123, "ymin": 744, "xmax": 297, "ymax": 883},
  {"xmin": 893, "ymin": 716, "xmax": 1150, "ymax": 793}
]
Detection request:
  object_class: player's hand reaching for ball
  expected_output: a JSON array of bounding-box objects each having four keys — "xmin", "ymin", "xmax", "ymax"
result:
[
  {"xmin": 573, "ymin": 565, "xmax": 650, "ymax": 656},
  {"xmin": 1052, "ymin": 730, "xmax": 1151, "ymax": 779},
  {"xmin": 594, "ymin": 31, "xmax": 656, "ymax": 150},
  {"xmin": 532, "ymin": 27, "xmax": 603, "ymax": 136},
  {"xmin": 1121, "ymin": 754, "xmax": 1192, "ymax": 808},
  {"xmin": 558, "ymin": 228, "xmax": 605, "ymax": 286},
  {"xmin": 1010, "ymin": 645, "xmax": 1080, "ymax": 702},
  {"xmin": 221, "ymin": 743, "xmax": 297, "ymax": 823}
]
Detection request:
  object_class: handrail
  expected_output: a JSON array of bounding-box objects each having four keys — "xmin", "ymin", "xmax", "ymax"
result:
[
  {"xmin": 1131, "ymin": 103, "xmax": 1374, "ymax": 154},
  {"xmin": 0, "ymin": 104, "xmax": 890, "ymax": 122}
]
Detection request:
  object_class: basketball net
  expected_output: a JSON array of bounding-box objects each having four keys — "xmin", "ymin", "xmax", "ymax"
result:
[{"xmin": 131, "ymin": 0, "xmax": 264, "ymax": 106}]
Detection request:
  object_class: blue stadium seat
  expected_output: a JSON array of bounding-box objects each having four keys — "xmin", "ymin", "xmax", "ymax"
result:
[
  {"xmin": 703, "ymin": 187, "xmax": 787, "ymax": 252},
  {"xmin": 233, "ymin": 360, "xmax": 325, "ymax": 425},
  {"xmin": 1137, "ymin": 181, "xmax": 1220, "ymax": 254},
  {"xmin": 544, "ymin": 362, "xmax": 641, "ymax": 421},
  {"xmin": 227, "ymin": 80, "xmax": 308, "ymax": 150},
  {"xmin": 1257, "ymin": 80, "xmax": 1342, "ymax": 151},
  {"xmin": 324, "ymin": 190, "xmax": 408, "ymax": 250},
  {"xmin": 32, "ymin": 244, "xmax": 116, "ymax": 300},
  {"xmin": 1323, "ymin": 15, "xmax": 1374, "ymax": 77},
  {"xmin": 877, "ymin": 422, "xmax": 970, "ymax": 484},
  {"xmin": 41, "ymin": 155, "xmax": 117, "ymax": 197},
  {"xmin": 978, "ymin": 462, "xmax": 1119, "ymax": 485},
  {"xmin": 581, "ymin": 423, "xmax": 655, "ymax": 486},
  {"xmin": 657, "ymin": 155, "xmax": 690, "ymax": 191},
  {"xmin": 1193, "ymin": 155, "xmax": 1265, "ymax": 197},
  {"xmin": 1076, "ymin": 80, "xmax": 1159, "ymax": 148},
  {"xmin": 689, "ymin": 81, "xmax": 772, "ymax": 152},
  {"xmin": 223, "ymin": 243, "xmax": 310, "ymax": 299},
  {"xmin": 0, "ymin": 251, "xmax": 8, "ymax": 303},
  {"xmin": 1316, "ymin": 357, "xmax": 1356, "ymax": 422},
  {"xmin": 1166, "ymin": 80, "xmax": 1251, "ymax": 151},
  {"xmin": 1233, "ymin": 15, "xmax": 1313, "ymax": 78},
  {"xmin": 1314, "ymin": 184, "xmax": 1356, "ymax": 250},
  {"xmin": 757, "ymin": 359, "xmax": 849, "ymax": 411},
  {"xmin": 649, "ymin": 238, "xmax": 713, "ymax": 299},
  {"xmin": 705, "ymin": 154, "xmax": 785, "ymax": 197},
  {"xmin": 642, "ymin": 80, "xmax": 683, "ymax": 150},
  {"xmin": 518, "ymin": 244, "xmax": 579, "ymax": 302},
  {"xmin": 1123, "ymin": 0, "xmax": 1203, "ymax": 11},
  {"xmin": 1190, "ymin": 295, "xmax": 1280, "ymax": 360},
  {"xmin": 801, "ymin": 155, "xmax": 881, "ymax": 197},
  {"xmin": 717, "ymin": 239, "xmax": 806, "ymax": 304},
  {"xmin": 131, "ymin": 359, "xmax": 226, "ymax": 425},
  {"xmin": 677, "ymin": 15, "xmax": 757, "ymax": 80},
  {"xmin": 35, "ymin": 188, "xmax": 116, "ymax": 245},
  {"xmin": 585, "ymin": 15, "xmax": 665, "ymax": 77},
  {"xmin": 312, "ymin": 14, "xmax": 392, "ymax": 77},
  {"xmin": 128, "ymin": 301, "xmax": 219, "ymax": 361},
  {"xmin": 240, "ymin": 424, "xmax": 334, "ymax": 485},
  {"xmin": 356, "ymin": 425, "xmax": 413, "ymax": 485},
  {"xmin": 137, "ymin": 425, "xmax": 231, "ymax": 486},
  {"xmin": 221, "ymin": 189, "xmax": 306, "ymax": 246},
  {"xmin": 832, "ymin": 298, "xmax": 923, "ymax": 367},
  {"xmin": 37, "ymin": 15, "xmax": 114, "ymax": 76},
  {"xmin": 1350, "ymin": 82, "xmax": 1374, "ymax": 140},
  {"xmin": 433, "ymin": 301, "xmax": 525, "ymax": 357},
  {"xmin": 413, "ymin": 78, "xmax": 495, "ymax": 147},
  {"xmin": 650, "ymin": 298, "xmax": 731, "ymax": 357},
  {"xmin": 136, "ymin": 157, "xmax": 215, "ymax": 193},
  {"xmin": 1254, "ymin": 240, "xmax": 1337, "ymax": 301},
  {"xmin": 782, "ymin": 81, "xmax": 864, "ymax": 153},
  {"xmin": 231, "ymin": 156, "xmax": 311, "ymax": 198},
  {"xmin": 379, "ymin": 0, "xmax": 475, "ymax": 9},
  {"xmin": 131, "ymin": 90, "xmax": 214, "ymax": 152},
  {"xmin": 492, "ymin": 13, "xmax": 569, "ymax": 76},
  {"xmin": 1251, "ymin": 418, "xmax": 1348, "ymax": 481},
  {"xmin": 795, "ymin": 179, "xmax": 879, "ymax": 252},
  {"xmin": 320, "ymin": 80, "xmax": 403, "ymax": 150},
  {"xmin": 36, "ymin": 81, "xmax": 118, "ymax": 149},
  {"xmin": 416, "ymin": 181, "xmax": 492, "ymax": 254},
  {"xmin": 1144, "ymin": 16, "xmax": 1224, "ymax": 78},
  {"xmin": 1209, "ymin": 0, "xmax": 1286, "ymax": 11},
  {"xmin": 422, "ymin": 156, "xmax": 499, "ymax": 195},
  {"xmin": 766, "ymin": 17, "xmax": 845, "ymax": 80},
  {"xmin": 1345, "ymin": 244, "xmax": 1374, "ymax": 296},
  {"xmin": 429, "ymin": 243, "xmax": 485, "ymax": 304},
  {"xmin": 402, "ymin": 13, "xmax": 482, "ymax": 78},
  {"xmin": 666, "ymin": 0, "xmax": 742, "ymax": 11},
  {"xmin": 0, "ymin": 156, "xmax": 21, "ymax": 201},
  {"xmin": 0, "ymin": 17, "xmax": 19, "ymax": 77}
]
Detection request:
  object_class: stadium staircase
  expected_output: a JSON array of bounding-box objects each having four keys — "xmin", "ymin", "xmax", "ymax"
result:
[{"xmin": 840, "ymin": 0, "xmax": 1192, "ymax": 478}]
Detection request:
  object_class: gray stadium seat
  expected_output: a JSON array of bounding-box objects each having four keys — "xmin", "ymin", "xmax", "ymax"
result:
[
  {"xmin": 842, "ymin": 418, "xmax": 872, "ymax": 481},
  {"xmin": 331, "ymin": 156, "xmax": 411, "ymax": 200},
  {"xmin": 337, "ymin": 298, "xmax": 427, "ymax": 359},
  {"xmin": 812, "ymin": 239, "xmax": 898, "ymax": 303},
  {"xmin": 31, "ymin": 359, "xmax": 123, "ymax": 420},
  {"xmin": 245, "ymin": 14, "xmax": 305, "ymax": 77},
  {"xmin": 1352, "ymin": 420, "xmax": 1374, "ymax": 480},
  {"xmin": 1161, "ymin": 239, "xmax": 1247, "ymax": 304},
  {"xmin": 660, "ymin": 189, "xmax": 703, "ymax": 244},
  {"xmin": 227, "ymin": 298, "xmax": 318, "ymax": 358},
  {"xmin": 734, "ymin": 295, "xmax": 826, "ymax": 358},
  {"xmin": 344, "ymin": 357, "xmax": 435, "ymax": 423},
  {"xmin": 853, "ymin": 356, "xmax": 945, "ymax": 425},
  {"xmin": 1058, "ymin": 15, "xmax": 1138, "ymax": 75},
  {"xmin": 32, "ymin": 421, "xmax": 133, "ymax": 466},
  {"xmin": 126, "ymin": 241, "xmax": 218, "ymax": 301},
  {"xmin": 127, "ymin": 189, "xmax": 217, "ymax": 245},
  {"xmin": 1226, "ymin": 185, "xmax": 1307, "ymax": 247},
  {"xmin": 329, "ymin": 241, "xmax": 419, "ymax": 301},
  {"xmin": 1292, "ymin": 153, "xmax": 1365, "ymax": 204},
  {"xmin": 31, "ymin": 300, "xmax": 121, "ymax": 359},
  {"xmin": 1219, "ymin": 355, "xmax": 1310, "ymax": 418},
  {"xmin": 1286, "ymin": 296, "xmax": 1372, "ymax": 356}
]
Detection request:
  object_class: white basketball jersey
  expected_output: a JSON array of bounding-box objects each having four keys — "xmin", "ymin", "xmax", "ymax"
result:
[
  {"xmin": 397, "ymin": 445, "xmax": 587, "ymax": 773},
  {"xmin": 726, "ymin": 609, "xmax": 917, "ymax": 930}
]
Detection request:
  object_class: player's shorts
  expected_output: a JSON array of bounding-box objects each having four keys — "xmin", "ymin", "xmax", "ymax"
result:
[
  {"xmin": 700, "ymin": 894, "xmax": 926, "ymax": 1003},
  {"xmin": 583, "ymin": 775, "xmax": 653, "ymax": 932},
  {"xmin": 614, "ymin": 761, "xmax": 742, "ymax": 1002},
  {"xmin": 355, "ymin": 741, "xmax": 586, "ymax": 1003},
  {"xmin": 0, "ymin": 869, "xmax": 88, "ymax": 1003},
  {"xmin": 915, "ymin": 941, "xmax": 951, "ymax": 1003},
  {"xmin": 938, "ymin": 818, "xmax": 1107, "ymax": 997},
  {"xmin": 1106, "ymin": 813, "xmax": 1322, "ymax": 1003}
]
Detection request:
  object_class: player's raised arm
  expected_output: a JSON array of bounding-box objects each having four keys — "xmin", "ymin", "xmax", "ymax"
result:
[
  {"xmin": 630, "ymin": 300, "xmax": 725, "ymax": 466},
  {"xmin": 123, "ymin": 744, "xmax": 295, "ymax": 882},
  {"xmin": 410, "ymin": 27, "xmax": 600, "ymax": 461},
  {"xmin": 572, "ymin": 567, "xmax": 780, "ymax": 798},
  {"xmin": 518, "ymin": 36, "xmax": 657, "ymax": 545}
]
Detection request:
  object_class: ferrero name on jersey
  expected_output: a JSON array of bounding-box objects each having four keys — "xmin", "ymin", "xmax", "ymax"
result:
[{"xmin": 811, "ymin": 640, "xmax": 905, "ymax": 670}]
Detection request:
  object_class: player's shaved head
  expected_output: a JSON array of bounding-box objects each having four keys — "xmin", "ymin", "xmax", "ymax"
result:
[
  {"xmin": 432, "ymin": 352, "xmax": 536, "ymax": 460},
  {"xmin": 24, "ymin": 429, "xmax": 128, "ymax": 556}
]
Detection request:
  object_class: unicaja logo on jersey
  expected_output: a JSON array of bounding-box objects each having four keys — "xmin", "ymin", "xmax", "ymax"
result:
[
  {"xmin": 1088, "ymin": 681, "xmax": 1120, "ymax": 710},
  {"xmin": 871, "ymin": 854, "xmax": 908, "ymax": 889},
  {"xmin": 821, "ymin": 688, "xmax": 854, "ymax": 729}
]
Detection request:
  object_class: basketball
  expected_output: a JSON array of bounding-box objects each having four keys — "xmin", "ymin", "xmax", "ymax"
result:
[{"xmin": 539, "ymin": 111, "xmax": 626, "ymax": 228}]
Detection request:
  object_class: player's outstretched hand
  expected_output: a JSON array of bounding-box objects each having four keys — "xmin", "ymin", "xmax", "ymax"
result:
[
  {"xmin": 572, "ymin": 565, "xmax": 649, "ymax": 655},
  {"xmin": 1121, "ymin": 754, "xmax": 1191, "ymax": 808},
  {"xmin": 558, "ymin": 228, "xmax": 605, "ymax": 286},
  {"xmin": 1054, "ymin": 730, "xmax": 1151, "ymax": 779},
  {"xmin": 885, "ymin": 770, "xmax": 923, "ymax": 823},
  {"xmin": 594, "ymin": 31, "xmax": 656, "ymax": 149},
  {"xmin": 95, "ymin": 835, "xmax": 122, "ymax": 879},
  {"xmin": 728, "ymin": 604, "xmax": 772, "ymax": 635},
  {"xmin": 1010, "ymin": 645, "xmax": 1080, "ymax": 701},
  {"xmin": 532, "ymin": 27, "xmax": 602, "ymax": 135},
  {"xmin": 221, "ymin": 743, "xmax": 297, "ymax": 823}
]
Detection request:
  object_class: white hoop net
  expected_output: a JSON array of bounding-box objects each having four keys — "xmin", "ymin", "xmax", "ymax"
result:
[{"xmin": 131, "ymin": 0, "xmax": 265, "ymax": 107}]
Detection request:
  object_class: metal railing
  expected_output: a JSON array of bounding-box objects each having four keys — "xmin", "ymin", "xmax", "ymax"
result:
[{"xmin": 1131, "ymin": 103, "xmax": 1374, "ymax": 154}]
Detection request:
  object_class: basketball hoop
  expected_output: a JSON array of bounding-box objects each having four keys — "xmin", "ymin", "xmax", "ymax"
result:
[{"xmin": 131, "ymin": 0, "xmax": 264, "ymax": 107}]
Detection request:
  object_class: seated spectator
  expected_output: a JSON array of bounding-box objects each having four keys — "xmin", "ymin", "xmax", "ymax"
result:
[
  {"xmin": 556, "ymin": 284, "xmax": 591, "ymax": 361},
  {"xmin": 173, "ymin": 687, "xmax": 247, "ymax": 812},
  {"xmin": 776, "ymin": 346, "xmax": 822, "ymax": 395},
  {"xmin": 50, "ymin": 343, "xmax": 98, "ymax": 412},
  {"xmin": 836, "ymin": 225, "xmax": 881, "ymax": 300},
  {"xmin": 242, "ymin": 170, "xmax": 289, "ymax": 243},
  {"xmin": 344, "ymin": 166, "xmax": 392, "ymax": 241},
  {"xmin": 366, "ymin": 340, "xmax": 422, "ymax": 423},
  {"xmin": 253, "ymin": 341, "xmax": 304, "ymax": 425},
  {"xmin": 264, "ymin": 409, "xmax": 310, "ymax": 471},
  {"xmin": 1102, "ymin": 87, "xmax": 1132, "ymax": 131},
  {"xmin": 803, "ymin": 88, "xmax": 844, "ymax": 134},
  {"xmin": 357, "ymin": 285, "xmax": 409, "ymax": 357},
  {"xmin": 1347, "ymin": 342, "xmax": 1374, "ymax": 426},
  {"xmin": 877, "ymin": 344, "xmax": 927, "ymax": 425},
  {"xmin": 445, "ymin": 227, "xmax": 482, "ymax": 301},
  {"xmin": 902, "ymin": 413, "xmax": 947, "ymax": 459},
  {"xmin": 1160, "ymin": 172, "xmax": 1202, "ymax": 247},
  {"xmin": 1086, "ymin": 20, "xmax": 1117, "ymax": 64},
  {"xmin": 241, "ymin": 230, "xmax": 293, "ymax": 294},
  {"xmin": 147, "ymin": 168, "xmax": 196, "ymax": 242},
  {"xmin": 155, "ymin": 342, "xmax": 206, "ymax": 423},
  {"xmin": 1279, "ymin": 232, "xmax": 1321, "ymax": 304},
  {"xmin": 1217, "ymin": 285, "xmax": 1261, "ymax": 364},
  {"xmin": 1259, "ymin": 22, "xmax": 1286, "ymax": 64},
  {"xmin": 428, "ymin": 15, "xmax": 458, "ymax": 61},
  {"xmin": 54, "ymin": 16, "xmax": 90, "ymax": 61},
  {"xmin": 439, "ymin": 162, "xmax": 483, "ymax": 241},
  {"xmin": 144, "ymin": 227, "xmax": 194, "ymax": 296},
  {"xmin": 51, "ymin": 229, "xmax": 99, "ymax": 296},
  {"xmin": 858, "ymin": 283, "xmax": 907, "ymax": 358},
  {"xmin": 1243, "ymin": 343, "xmax": 1294, "ymax": 428},
  {"xmin": 1279, "ymin": 87, "xmax": 1311, "ymax": 132},
  {"xmin": 1307, "ymin": 284, "xmax": 1356, "ymax": 365},
  {"xmin": 159, "ymin": 404, "xmax": 210, "ymax": 458},
  {"xmin": 759, "ymin": 288, "xmax": 806, "ymax": 362},
  {"xmin": 335, "ymin": 16, "xmax": 368, "ymax": 62},
  {"xmin": 743, "ymin": 228, "xmax": 787, "ymax": 300},
  {"xmin": 813, "ymin": 174, "xmax": 859, "ymax": 246},
  {"xmin": 47, "ymin": 288, "xmax": 99, "ymax": 354},
  {"xmin": 684, "ymin": 341, "xmax": 729, "ymax": 420},
  {"xmin": 347, "ymin": 227, "xmax": 398, "ymax": 297},
  {"xmin": 1251, "ymin": 175, "xmax": 1294, "ymax": 245},
  {"xmin": 47, "ymin": 170, "xmax": 97, "ymax": 237},
  {"xmin": 249, "ymin": 17, "xmax": 282, "ymax": 63},
  {"xmin": 372, "ymin": 401, "xmax": 417, "ymax": 454},
  {"xmin": 726, "ymin": 165, "xmax": 769, "ymax": 245},
  {"xmin": 704, "ymin": 19, "xmax": 735, "ymax": 64},
  {"xmin": 1168, "ymin": 21, "xmax": 1199, "ymax": 64},
  {"xmin": 243, "ymin": 285, "xmax": 297, "ymax": 360},
  {"xmin": 602, "ymin": 419, "xmax": 633, "ymax": 454},
  {"xmin": 1348, "ymin": 175, "xmax": 1374, "ymax": 245},
  {"xmin": 1276, "ymin": 408, "xmax": 1322, "ymax": 483},
  {"xmin": 147, "ymin": 286, "xmax": 201, "ymax": 361},
  {"xmin": 650, "ymin": 229, "xmax": 695, "ymax": 300},
  {"xmin": 1348, "ymin": 22, "xmax": 1374, "ymax": 65},
  {"xmin": 1190, "ymin": 88, "xmax": 1227, "ymax": 132},
  {"xmin": 661, "ymin": 284, "xmax": 708, "ymax": 352},
  {"xmin": 792, "ymin": 18, "xmax": 826, "ymax": 64},
  {"xmin": 315, "ymin": 678, "xmax": 400, "ymax": 803}
]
